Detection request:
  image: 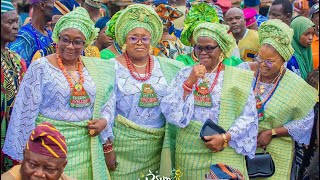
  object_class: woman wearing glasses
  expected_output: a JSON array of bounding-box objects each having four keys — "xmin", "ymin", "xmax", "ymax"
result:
[
  {"xmin": 3, "ymin": 7, "xmax": 113, "ymax": 180},
  {"xmin": 161, "ymin": 22, "xmax": 258, "ymax": 179},
  {"xmin": 100, "ymin": 4, "xmax": 184, "ymax": 179},
  {"xmin": 237, "ymin": 19, "xmax": 318, "ymax": 179}
]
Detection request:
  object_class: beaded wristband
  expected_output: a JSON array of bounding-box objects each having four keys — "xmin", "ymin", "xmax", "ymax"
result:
[
  {"xmin": 184, "ymin": 80, "xmax": 193, "ymax": 89},
  {"xmin": 182, "ymin": 83, "xmax": 192, "ymax": 92},
  {"xmin": 103, "ymin": 143, "xmax": 113, "ymax": 154}
]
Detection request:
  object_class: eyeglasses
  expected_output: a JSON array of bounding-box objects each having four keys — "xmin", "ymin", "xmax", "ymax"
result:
[
  {"xmin": 194, "ymin": 45, "xmax": 219, "ymax": 54},
  {"xmin": 59, "ymin": 36, "xmax": 85, "ymax": 48},
  {"xmin": 254, "ymin": 54, "xmax": 280, "ymax": 68},
  {"xmin": 127, "ymin": 36, "xmax": 151, "ymax": 44}
]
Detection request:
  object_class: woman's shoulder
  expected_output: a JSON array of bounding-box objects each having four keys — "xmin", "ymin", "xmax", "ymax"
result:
[
  {"xmin": 26, "ymin": 57, "xmax": 52, "ymax": 75},
  {"xmin": 237, "ymin": 62, "xmax": 259, "ymax": 72},
  {"xmin": 29, "ymin": 57, "xmax": 50, "ymax": 68}
]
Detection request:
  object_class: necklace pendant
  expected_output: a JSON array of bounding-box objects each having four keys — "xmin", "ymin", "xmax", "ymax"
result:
[
  {"xmin": 69, "ymin": 83, "xmax": 91, "ymax": 108},
  {"xmin": 259, "ymin": 85, "xmax": 265, "ymax": 94},
  {"xmin": 255, "ymin": 95, "xmax": 266, "ymax": 122},
  {"xmin": 194, "ymin": 82, "xmax": 212, "ymax": 107},
  {"xmin": 138, "ymin": 84, "xmax": 159, "ymax": 108},
  {"xmin": 203, "ymin": 78, "xmax": 210, "ymax": 84}
]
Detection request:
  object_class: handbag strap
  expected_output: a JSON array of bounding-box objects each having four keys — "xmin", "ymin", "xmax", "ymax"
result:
[{"xmin": 217, "ymin": 163, "xmax": 238, "ymax": 179}]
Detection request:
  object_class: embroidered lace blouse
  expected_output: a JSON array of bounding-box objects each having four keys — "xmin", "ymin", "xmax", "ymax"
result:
[
  {"xmin": 2, "ymin": 57, "xmax": 110, "ymax": 161},
  {"xmin": 101, "ymin": 57, "xmax": 168, "ymax": 140}
]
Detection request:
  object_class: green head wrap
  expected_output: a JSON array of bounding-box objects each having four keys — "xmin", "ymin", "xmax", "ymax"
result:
[
  {"xmin": 115, "ymin": 4, "xmax": 163, "ymax": 47},
  {"xmin": 105, "ymin": 10, "xmax": 123, "ymax": 39},
  {"xmin": 52, "ymin": 7, "xmax": 99, "ymax": 47},
  {"xmin": 290, "ymin": 16, "xmax": 315, "ymax": 80},
  {"xmin": 258, "ymin": 19, "xmax": 294, "ymax": 62},
  {"xmin": 1, "ymin": 0, "xmax": 15, "ymax": 14},
  {"xmin": 193, "ymin": 22, "xmax": 236, "ymax": 58},
  {"xmin": 181, "ymin": 2, "xmax": 219, "ymax": 46}
]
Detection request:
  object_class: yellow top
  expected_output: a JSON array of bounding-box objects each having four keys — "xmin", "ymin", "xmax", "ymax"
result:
[{"xmin": 238, "ymin": 29, "xmax": 260, "ymax": 62}]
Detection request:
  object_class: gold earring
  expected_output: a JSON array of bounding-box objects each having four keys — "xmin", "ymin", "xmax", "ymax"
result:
[
  {"xmin": 122, "ymin": 44, "xmax": 127, "ymax": 52},
  {"xmin": 219, "ymin": 53, "xmax": 225, "ymax": 62},
  {"xmin": 149, "ymin": 45, "xmax": 154, "ymax": 55}
]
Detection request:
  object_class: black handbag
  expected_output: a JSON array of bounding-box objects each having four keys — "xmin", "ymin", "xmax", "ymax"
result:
[
  {"xmin": 245, "ymin": 149, "xmax": 275, "ymax": 178},
  {"xmin": 200, "ymin": 119, "xmax": 226, "ymax": 142}
]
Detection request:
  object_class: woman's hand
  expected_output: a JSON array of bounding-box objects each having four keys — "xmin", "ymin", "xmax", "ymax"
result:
[
  {"xmin": 257, "ymin": 130, "xmax": 272, "ymax": 148},
  {"xmin": 87, "ymin": 118, "xmax": 107, "ymax": 137},
  {"xmin": 104, "ymin": 150, "xmax": 117, "ymax": 171},
  {"xmin": 204, "ymin": 134, "xmax": 224, "ymax": 152},
  {"xmin": 186, "ymin": 64, "xmax": 207, "ymax": 86}
]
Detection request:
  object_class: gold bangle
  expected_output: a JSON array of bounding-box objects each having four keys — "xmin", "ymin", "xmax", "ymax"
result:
[{"xmin": 222, "ymin": 133, "xmax": 228, "ymax": 148}]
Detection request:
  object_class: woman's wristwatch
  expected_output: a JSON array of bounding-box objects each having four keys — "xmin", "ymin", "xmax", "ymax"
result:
[{"xmin": 271, "ymin": 129, "xmax": 277, "ymax": 139}]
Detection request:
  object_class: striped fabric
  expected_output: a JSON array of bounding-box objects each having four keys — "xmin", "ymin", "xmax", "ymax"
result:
[
  {"xmin": 259, "ymin": 19, "xmax": 294, "ymax": 62},
  {"xmin": 219, "ymin": 66, "xmax": 254, "ymax": 129},
  {"xmin": 53, "ymin": 1, "xmax": 74, "ymax": 15},
  {"xmin": 109, "ymin": 115, "xmax": 165, "ymax": 180},
  {"xmin": 174, "ymin": 66, "xmax": 253, "ymax": 179},
  {"xmin": 157, "ymin": 56, "xmax": 185, "ymax": 84},
  {"xmin": 27, "ymin": 122, "xmax": 67, "ymax": 158},
  {"xmin": 158, "ymin": 57, "xmax": 187, "ymax": 177},
  {"xmin": 1, "ymin": 0, "xmax": 15, "ymax": 14},
  {"xmin": 115, "ymin": 4, "xmax": 163, "ymax": 47},
  {"xmin": 52, "ymin": 7, "xmax": 99, "ymax": 47},
  {"xmin": 258, "ymin": 70, "xmax": 318, "ymax": 180},
  {"xmin": 82, "ymin": 56, "xmax": 115, "ymax": 119},
  {"xmin": 175, "ymin": 121, "xmax": 248, "ymax": 179}
]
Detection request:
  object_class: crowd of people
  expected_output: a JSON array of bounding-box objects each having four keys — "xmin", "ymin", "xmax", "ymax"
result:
[{"xmin": 1, "ymin": 0, "xmax": 319, "ymax": 179}]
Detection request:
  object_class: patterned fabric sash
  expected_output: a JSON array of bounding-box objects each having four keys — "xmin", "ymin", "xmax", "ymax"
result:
[
  {"xmin": 82, "ymin": 57, "xmax": 115, "ymax": 120},
  {"xmin": 219, "ymin": 66, "xmax": 254, "ymax": 130},
  {"xmin": 36, "ymin": 115, "xmax": 109, "ymax": 180},
  {"xmin": 157, "ymin": 57, "xmax": 185, "ymax": 177},
  {"xmin": 109, "ymin": 115, "xmax": 165, "ymax": 180},
  {"xmin": 258, "ymin": 70, "xmax": 318, "ymax": 179},
  {"xmin": 175, "ymin": 121, "xmax": 248, "ymax": 180}
]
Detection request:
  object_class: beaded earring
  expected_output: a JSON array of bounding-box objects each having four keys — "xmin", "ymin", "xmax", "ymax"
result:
[{"xmin": 122, "ymin": 44, "xmax": 127, "ymax": 52}]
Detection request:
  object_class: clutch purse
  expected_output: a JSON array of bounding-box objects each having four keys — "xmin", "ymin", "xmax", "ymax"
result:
[
  {"xmin": 200, "ymin": 119, "xmax": 226, "ymax": 142},
  {"xmin": 245, "ymin": 149, "xmax": 275, "ymax": 178}
]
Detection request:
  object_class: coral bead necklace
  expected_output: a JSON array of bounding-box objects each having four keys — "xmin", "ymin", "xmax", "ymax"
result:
[
  {"xmin": 57, "ymin": 52, "xmax": 91, "ymax": 108},
  {"xmin": 124, "ymin": 52, "xmax": 159, "ymax": 108}
]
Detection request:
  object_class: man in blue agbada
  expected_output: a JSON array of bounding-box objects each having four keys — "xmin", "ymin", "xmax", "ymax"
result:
[{"xmin": 8, "ymin": 0, "xmax": 55, "ymax": 67}]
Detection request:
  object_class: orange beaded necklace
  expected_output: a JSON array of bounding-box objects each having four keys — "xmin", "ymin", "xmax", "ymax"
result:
[
  {"xmin": 57, "ymin": 52, "xmax": 91, "ymax": 108},
  {"xmin": 57, "ymin": 52, "xmax": 84, "ymax": 90}
]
